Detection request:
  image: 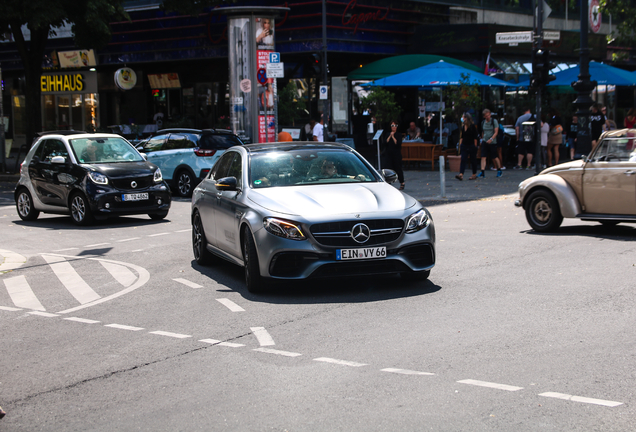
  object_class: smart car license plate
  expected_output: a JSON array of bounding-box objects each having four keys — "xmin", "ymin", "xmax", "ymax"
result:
[
  {"xmin": 336, "ymin": 247, "xmax": 386, "ymax": 261},
  {"xmin": 122, "ymin": 193, "xmax": 149, "ymax": 201}
]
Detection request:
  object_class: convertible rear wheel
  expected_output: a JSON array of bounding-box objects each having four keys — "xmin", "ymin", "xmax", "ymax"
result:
[
  {"xmin": 525, "ymin": 190, "xmax": 563, "ymax": 232},
  {"xmin": 242, "ymin": 226, "xmax": 266, "ymax": 293}
]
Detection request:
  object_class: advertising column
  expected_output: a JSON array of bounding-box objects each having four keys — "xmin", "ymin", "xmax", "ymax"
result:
[
  {"xmin": 255, "ymin": 17, "xmax": 276, "ymax": 143},
  {"xmin": 228, "ymin": 17, "xmax": 254, "ymax": 143}
]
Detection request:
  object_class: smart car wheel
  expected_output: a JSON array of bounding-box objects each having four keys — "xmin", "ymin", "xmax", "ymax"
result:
[
  {"xmin": 70, "ymin": 192, "xmax": 94, "ymax": 226},
  {"xmin": 242, "ymin": 226, "xmax": 266, "ymax": 293},
  {"xmin": 192, "ymin": 211, "xmax": 215, "ymax": 265},
  {"xmin": 16, "ymin": 188, "xmax": 40, "ymax": 221},
  {"xmin": 176, "ymin": 170, "xmax": 195, "ymax": 197},
  {"xmin": 525, "ymin": 190, "xmax": 563, "ymax": 232}
]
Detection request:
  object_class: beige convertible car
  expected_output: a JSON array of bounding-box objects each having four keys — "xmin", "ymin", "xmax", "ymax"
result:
[{"xmin": 516, "ymin": 128, "xmax": 636, "ymax": 232}]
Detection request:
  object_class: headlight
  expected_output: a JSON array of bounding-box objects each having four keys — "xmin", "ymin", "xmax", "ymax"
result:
[
  {"xmin": 263, "ymin": 217, "xmax": 306, "ymax": 241},
  {"xmin": 405, "ymin": 209, "xmax": 430, "ymax": 233},
  {"xmin": 88, "ymin": 171, "xmax": 108, "ymax": 185},
  {"xmin": 154, "ymin": 168, "xmax": 163, "ymax": 183}
]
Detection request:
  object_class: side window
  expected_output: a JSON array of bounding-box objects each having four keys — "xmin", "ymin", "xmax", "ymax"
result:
[
  {"xmin": 166, "ymin": 134, "xmax": 187, "ymax": 150},
  {"xmin": 143, "ymin": 134, "xmax": 168, "ymax": 152},
  {"xmin": 200, "ymin": 134, "xmax": 243, "ymax": 150},
  {"xmin": 41, "ymin": 139, "xmax": 69, "ymax": 162},
  {"xmin": 211, "ymin": 152, "xmax": 236, "ymax": 181},
  {"xmin": 227, "ymin": 154, "xmax": 242, "ymax": 187},
  {"xmin": 593, "ymin": 140, "xmax": 609, "ymax": 161}
]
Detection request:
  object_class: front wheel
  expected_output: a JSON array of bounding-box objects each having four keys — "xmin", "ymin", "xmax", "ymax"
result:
[
  {"xmin": 16, "ymin": 188, "xmax": 40, "ymax": 221},
  {"xmin": 242, "ymin": 226, "xmax": 266, "ymax": 293},
  {"xmin": 70, "ymin": 192, "xmax": 94, "ymax": 226},
  {"xmin": 176, "ymin": 170, "xmax": 195, "ymax": 197},
  {"xmin": 525, "ymin": 190, "xmax": 563, "ymax": 232}
]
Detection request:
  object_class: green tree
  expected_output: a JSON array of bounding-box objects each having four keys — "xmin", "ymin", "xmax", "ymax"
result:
[
  {"xmin": 444, "ymin": 73, "xmax": 482, "ymax": 120},
  {"xmin": 359, "ymin": 87, "xmax": 402, "ymax": 127},
  {"xmin": 278, "ymin": 81, "xmax": 308, "ymax": 126},
  {"xmin": 0, "ymin": 0, "xmax": 128, "ymax": 144},
  {"xmin": 600, "ymin": 0, "xmax": 635, "ymax": 46}
]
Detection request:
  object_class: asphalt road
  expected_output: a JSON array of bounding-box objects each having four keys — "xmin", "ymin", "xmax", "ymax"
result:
[{"xmin": 1, "ymin": 188, "xmax": 635, "ymax": 431}]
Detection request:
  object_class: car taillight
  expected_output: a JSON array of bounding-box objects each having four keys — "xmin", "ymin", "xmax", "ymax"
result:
[{"xmin": 194, "ymin": 148, "xmax": 217, "ymax": 157}]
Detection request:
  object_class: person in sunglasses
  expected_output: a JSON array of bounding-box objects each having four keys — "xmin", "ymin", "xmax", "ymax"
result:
[{"xmin": 382, "ymin": 120, "xmax": 405, "ymax": 190}]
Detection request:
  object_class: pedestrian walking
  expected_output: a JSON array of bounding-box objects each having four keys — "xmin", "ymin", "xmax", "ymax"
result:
[
  {"xmin": 590, "ymin": 103, "xmax": 606, "ymax": 150},
  {"xmin": 547, "ymin": 108, "xmax": 562, "ymax": 167},
  {"xmin": 540, "ymin": 115, "xmax": 549, "ymax": 168},
  {"xmin": 477, "ymin": 109, "xmax": 502, "ymax": 178},
  {"xmin": 567, "ymin": 115, "xmax": 578, "ymax": 160},
  {"xmin": 624, "ymin": 108, "xmax": 636, "ymax": 129},
  {"xmin": 382, "ymin": 120, "xmax": 405, "ymax": 190},
  {"xmin": 514, "ymin": 107, "xmax": 533, "ymax": 169},
  {"xmin": 455, "ymin": 113, "xmax": 479, "ymax": 181}
]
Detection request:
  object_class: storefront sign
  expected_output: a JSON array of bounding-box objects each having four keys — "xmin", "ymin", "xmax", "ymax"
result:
[
  {"xmin": 114, "ymin": 68, "xmax": 137, "ymax": 90},
  {"xmin": 40, "ymin": 72, "xmax": 97, "ymax": 94},
  {"xmin": 57, "ymin": 50, "xmax": 97, "ymax": 68},
  {"xmin": 342, "ymin": 0, "xmax": 389, "ymax": 34},
  {"xmin": 148, "ymin": 73, "xmax": 181, "ymax": 89}
]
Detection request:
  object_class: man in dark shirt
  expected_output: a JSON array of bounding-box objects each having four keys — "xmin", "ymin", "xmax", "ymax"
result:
[{"xmin": 589, "ymin": 103, "xmax": 607, "ymax": 150}]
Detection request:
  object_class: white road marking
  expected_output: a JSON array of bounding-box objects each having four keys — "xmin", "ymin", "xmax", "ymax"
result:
[
  {"xmin": 52, "ymin": 248, "xmax": 79, "ymax": 252},
  {"xmin": 457, "ymin": 379, "xmax": 523, "ymax": 391},
  {"xmin": 117, "ymin": 237, "xmax": 141, "ymax": 242},
  {"xmin": 199, "ymin": 339, "xmax": 245, "ymax": 347},
  {"xmin": 104, "ymin": 324, "xmax": 144, "ymax": 331},
  {"xmin": 131, "ymin": 249, "xmax": 144, "ymax": 252},
  {"xmin": 4, "ymin": 275, "xmax": 46, "ymax": 311},
  {"xmin": 313, "ymin": 357, "xmax": 368, "ymax": 367},
  {"xmin": 28, "ymin": 311, "xmax": 59, "ymax": 317},
  {"xmin": 41, "ymin": 254, "xmax": 101, "ymax": 304},
  {"xmin": 173, "ymin": 278, "xmax": 202, "ymax": 289},
  {"xmin": 253, "ymin": 348, "xmax": 302, "ymax": 357},
  {"xmin": 100, "ymin": 261, "xmax": 137, "ymax": 287},
  {"xmin": 0, "ymin": 306, "xmax": 22, "ymax": 311},
  {"xmin": 381, "ymin": 368, "xmax": 435, "ymax": 376},
  {"xmin": 149, "ymin": 331, "xmax": 192, "ymax": 339},
  {"xmin": 85, "ymin": 243, "xmax": 110, "ymax": 248},
  {"xmin": 539, "ymin": 392, "xmax": 623, "ymax": 407},
  {"xmin": 0, "ymin": 249, "xmax": 27, "ymax": 273},
  {"xmin": 251, "ymin": 327, "xmax": 275, "ymax": 346},
  {"xmin": 64, "ymin": 317, "xmax": 100, "ymax": 324},
  {"xmin": 175, "ymin": 229, "xmax": 191, "ymax": 233},
  {"xmin": 217, "ymin": 298, "xmax": 245, "ymax": 312},
  {"xmin": 148, "ymin": 232, "xmax": 170, "ymax": 237}
]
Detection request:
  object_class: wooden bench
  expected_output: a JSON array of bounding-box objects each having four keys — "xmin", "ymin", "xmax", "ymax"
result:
[{"xmin": 401, "ymin": 143, "xmax": 444, "ymax": 170}]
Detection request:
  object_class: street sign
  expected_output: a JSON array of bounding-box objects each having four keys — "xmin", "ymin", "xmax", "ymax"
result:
[
  {"xmin": 319, "ymin": 85, "xmax": 328, "ymax": 100},
  {"xmin": 496, "ymin": 31, "xmax": 533, "ymax": 44},
  {"xmin": 257, "ymin": 68, "xmax": 268, "ymax": 85},
  {"xmin": 266, "ymin": 62, "xmax": 284, "ymax": 78},
  {"xmin": 589, "ymin": 0, "xmax": 601, "ymax": 33},
  {"xmin": 269, "ymin": 52, "xmax": 280, "ymax": 63},
  {"xmin": 543, "ymin": 31, "xmax": 560, "ymax": 41}
]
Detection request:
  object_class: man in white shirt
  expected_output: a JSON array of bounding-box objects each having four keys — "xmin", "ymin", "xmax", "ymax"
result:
[{"xmin": 311, "ymin": 116, "xmax": 324, "ymax": 142}]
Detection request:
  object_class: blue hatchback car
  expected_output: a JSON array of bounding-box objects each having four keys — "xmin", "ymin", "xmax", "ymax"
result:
[{"xmin": 137, "ymin": 128, "xmax": 244, "ymax": 197}]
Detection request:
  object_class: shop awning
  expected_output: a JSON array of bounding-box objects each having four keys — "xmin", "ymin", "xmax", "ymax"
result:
[{"xmin": 347, "ymin": 54, "xmax": 482, "ymax": 81}]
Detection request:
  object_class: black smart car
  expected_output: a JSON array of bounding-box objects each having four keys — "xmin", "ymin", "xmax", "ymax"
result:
[{"xmin": 14, "ymin": 131, "xmax": 171, "ymax": 225}]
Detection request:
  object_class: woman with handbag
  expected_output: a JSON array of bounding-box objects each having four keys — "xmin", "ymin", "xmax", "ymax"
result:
[{"xmin": 547, "ymin": 108, "xmax": 562, "ymax": 167}]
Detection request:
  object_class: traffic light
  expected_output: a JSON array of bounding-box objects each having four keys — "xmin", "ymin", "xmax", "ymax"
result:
[
  {"xmin": 529, "ymin": 48, "xmax": 542, "ymax": 91},
  {"xmin": 311, "ymin": 53, "xmax": 322, "ymax": 75},
  {"xmin": 537, "ymin": 49, "xmax": 557, "ymax": 85}
]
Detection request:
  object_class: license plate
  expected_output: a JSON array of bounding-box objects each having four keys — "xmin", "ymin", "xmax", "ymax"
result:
[
  {"xmin": 122, "ymin": 193, "xmax": 149, "ymax": 201},
  {"xmin": 336, "ymin": 246, "xmax": 386, "ymax": 261}
]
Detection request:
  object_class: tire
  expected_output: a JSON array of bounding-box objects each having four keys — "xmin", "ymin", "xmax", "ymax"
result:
[
  {"xmin": 15, "ymin": 188, "xmax": 40, "ymax": 221},
  {"xmin": 149, "ymin": 211, "xmax": 169, "ymax": 220},
  {"xmin": 192, "ymin": 211, "xmax": 215, "ymax": 265},
  {"xmin": 525, "ymin": 190, "xmax": 563, "ymax": 232},
  {"xmin": 69, "ymin": 192, "xmax": 94, "ymax": 226},
  {"xmin": 401, "ymin": 269, "xmax": 431, "ymax": 282},
  {"xmin": 242, "ymin": 226, "xmax": 266, "ymax": 293},
  {"xmin": 176, "ymin": 170, "xmax": 195, "ymax": 197}
]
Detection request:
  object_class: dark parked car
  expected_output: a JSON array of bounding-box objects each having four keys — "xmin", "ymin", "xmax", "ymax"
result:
[
  {"xmin": 15, "ymin": 131, "xmax": 171, "ymax": 225},
  {"xmin": 136, "ymin": 128, "xmax": 244, "ymax": 197}
]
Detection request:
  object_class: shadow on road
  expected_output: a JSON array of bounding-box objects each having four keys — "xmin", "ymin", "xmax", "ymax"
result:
[{"xmin": 521, "ymin": 223, "xmax": 636, "ymax": 240}]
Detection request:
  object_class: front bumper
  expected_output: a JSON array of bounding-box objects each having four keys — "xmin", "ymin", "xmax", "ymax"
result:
[{"xmin": 86, "ymin": 181, "xmax": 172, "ymax": 216}]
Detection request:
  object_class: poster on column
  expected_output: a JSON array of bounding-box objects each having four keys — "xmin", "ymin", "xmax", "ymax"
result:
[{"xmin": 256, "ymin": 16, "xmax": 276, "ymax": 142}]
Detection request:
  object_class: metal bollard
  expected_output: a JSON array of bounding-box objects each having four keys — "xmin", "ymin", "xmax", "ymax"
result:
[{"xmin": 439, "ymin": 155, "xmax": 446, "ymax": 198}]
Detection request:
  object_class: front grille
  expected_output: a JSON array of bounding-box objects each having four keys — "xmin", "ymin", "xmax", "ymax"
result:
[
  {"xmin": 310, "ymin": 219, "xmax": 404, "ymax": 247},
  {"xmin": 398, "ymin": 244, "xmax": 435, "ymax": 268},
  {"xmin": 310, "ymin": 260, "xmax": 410, "ymax": 278},
  {"xmin": 111, "ymin": 175, "xmax": 154, "ymax": 191}
]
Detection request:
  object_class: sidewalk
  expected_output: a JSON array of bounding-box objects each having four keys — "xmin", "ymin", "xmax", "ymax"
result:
[{"xmin": 0, "ymin": 148, "xmax": 535, "ymax": 204}]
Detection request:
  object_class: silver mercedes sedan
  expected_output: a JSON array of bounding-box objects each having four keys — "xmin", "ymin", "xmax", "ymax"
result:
[{"xmin": 191, "ymin": 142, "xmax": 435, "ymax": 293}]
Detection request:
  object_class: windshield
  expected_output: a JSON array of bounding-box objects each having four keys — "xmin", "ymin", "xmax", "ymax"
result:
[
  {"xmin": 249, "ymin": 149, "xmax": 378, "ymax": 188},
  {"xmin": 71, "ymin": 137, "xmax": 145, "ymax": 163},
  {"xmin": 591, "ymin": 137, "xmax": 636, "ymax": 162}
]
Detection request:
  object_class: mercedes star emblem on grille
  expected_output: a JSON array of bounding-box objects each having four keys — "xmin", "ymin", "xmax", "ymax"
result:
[
  {"xmin": 351, "ymin": 223, "xmax": 370, "ymax": 244},
  {"xmin": 131, "ymin": 181, "xmax": 138, "ymax": 188}
]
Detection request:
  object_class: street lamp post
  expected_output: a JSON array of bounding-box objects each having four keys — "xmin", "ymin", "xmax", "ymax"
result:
[{"xmin": 571, "ymin": 0, "xmax": 596, "ymax": 156}]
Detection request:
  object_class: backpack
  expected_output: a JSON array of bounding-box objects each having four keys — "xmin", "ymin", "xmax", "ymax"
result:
[{"xmin": 481, "ymin": 118, "xmax": 498, "ymax": 144}]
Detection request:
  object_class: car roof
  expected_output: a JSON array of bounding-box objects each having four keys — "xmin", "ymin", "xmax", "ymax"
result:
[
  {"xmin": 35, "ymin": 132, "xmax": 128, "ymax": 141},
  {"xmin": 154, "ymin": 128, "xmax": 238, "ymax": 136},
  {"xmin": 242, "ymin": 141, "xmax": 352, "ymax": 154}
]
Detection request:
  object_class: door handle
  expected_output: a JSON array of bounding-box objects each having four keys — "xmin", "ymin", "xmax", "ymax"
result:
[{"xmin": 624, "ymin": 170, "xmax": 636, "ymax": 176}]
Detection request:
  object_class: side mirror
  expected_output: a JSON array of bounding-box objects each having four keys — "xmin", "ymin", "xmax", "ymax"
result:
[
  {"xmin": 215, "ymin": 176, "xmax": 239, "ymax": 191},
  {"xmin": 382, "ymin": 168, "xmax": 398, "ymax": 184},
  {"xmin": 51, "ymin": 156, "xmax": 66, "ymax": 164}
]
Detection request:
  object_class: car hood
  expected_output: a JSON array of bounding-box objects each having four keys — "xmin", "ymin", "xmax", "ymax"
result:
[
  {"xmin": 248, "ymin": 183, "xmax": 418, "ymax": 217},
  {"xmin": 85, "ymin": 162, "xmax": 157, "ymax": 178},
  {"xmin": 540, "ymin": 159, "xmax": 585, "ymax": 175}
]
